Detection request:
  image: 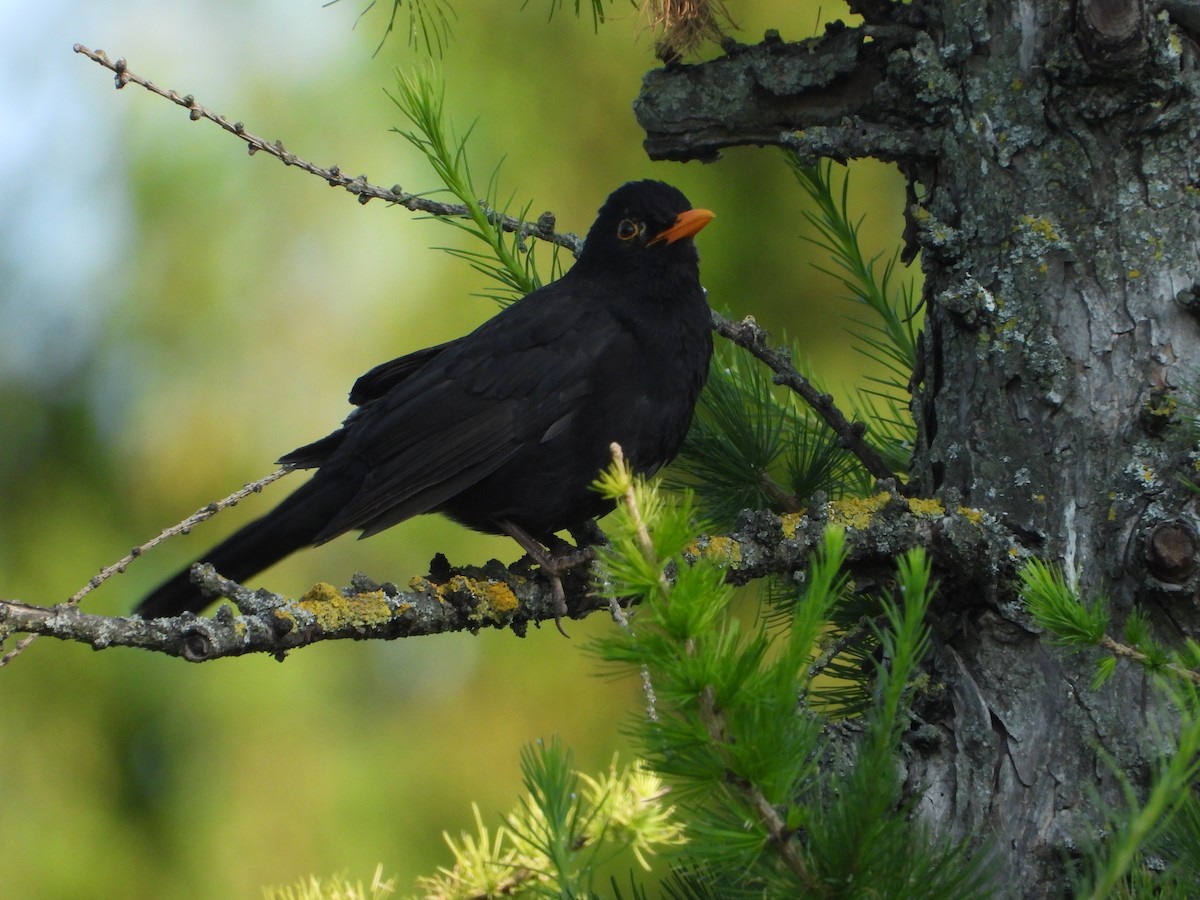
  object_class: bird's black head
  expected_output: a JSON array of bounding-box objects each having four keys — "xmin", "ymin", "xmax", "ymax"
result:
[{"xmin": 576, "ymin": 180, "xmax": 714, "ymax": 271}]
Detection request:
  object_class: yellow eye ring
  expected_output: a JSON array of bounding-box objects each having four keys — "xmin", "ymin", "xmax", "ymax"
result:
[{"xmin": 616, "ymin": 219, "xmax": 641, "ymax": 241}]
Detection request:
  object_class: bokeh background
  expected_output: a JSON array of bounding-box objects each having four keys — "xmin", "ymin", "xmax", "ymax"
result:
[{"xmin": 0, "ymin": 1, "xmax": 909, "ymax": 895}]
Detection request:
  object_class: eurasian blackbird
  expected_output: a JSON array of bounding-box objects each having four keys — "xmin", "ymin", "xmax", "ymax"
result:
[{"xmin": 136, "ymin": 180, "xmax": 714, "ymax": 619}]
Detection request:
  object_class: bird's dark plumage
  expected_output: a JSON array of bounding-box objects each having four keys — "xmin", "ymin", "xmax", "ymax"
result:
[{"xmin": 136, "ymin": 180, "xmax": 714, "ymax": 618}]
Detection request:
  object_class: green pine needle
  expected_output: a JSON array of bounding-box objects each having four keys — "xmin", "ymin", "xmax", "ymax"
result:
[
  {"xmin": 671, "ymin": 343, "xmax": 866, "ymax": 528},
  {"xmin": 1019, "ymin": 558, "xmax": 1110, "ymax": 646},
  {"xmin": 388, "ymin": 68, "xmax": 555, "ymax": 305},
  {"xmin": 344, "ymin": 0, "xmax": 457, "ymax": 58},
  {"xmin": 786, "ymin": 157, "xmax": 920, "ymax": 383},
  {"xmin": 532, "ymin": 0, "xmax": 626, "ymax": 30},
  {"xmin": 786, "ymin": 156, "xmax": 919, "ymax": 467}
]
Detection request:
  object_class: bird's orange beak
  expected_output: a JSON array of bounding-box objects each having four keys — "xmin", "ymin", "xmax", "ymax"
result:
[{"xmin": 649, "ymin": 208, "xmax": 715, "ymax": 245}]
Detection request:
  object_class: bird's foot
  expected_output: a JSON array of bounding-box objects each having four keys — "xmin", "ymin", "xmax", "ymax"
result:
[{"xmin": 498, "ymin": 520, "xmax": 599, "ymax": 637}]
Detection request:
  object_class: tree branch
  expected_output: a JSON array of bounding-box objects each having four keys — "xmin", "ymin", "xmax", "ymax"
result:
[
  {"xmin": 0, "ymin": 492, "xmax": 1016, "ymax": 661},
  {"xmin": 72, "ymin": 44, "xmax": 585, "ymax": 255},
  {"xmin": 688, "ymin": 490, "xmax": 1017, "ymax": 597},
  {"xmin": 0, "ymin": 558, "xmax": 597, "ymax": 662},
  {"xmin": 634, "ymin": 20, "xmax": 949, "ymax": 164}
]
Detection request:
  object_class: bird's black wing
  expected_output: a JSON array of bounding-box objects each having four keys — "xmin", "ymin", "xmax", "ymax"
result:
[
  {"xmin": 348, "ymin": 339, "xmax": 462, "ymax": 406},
  {"xmin": 279, "ymin": 339, "xmax": 464, "ymax": 469},
  {"xmin": 312, "ymin": 284, "xmax": 607, "ymax": 541}
]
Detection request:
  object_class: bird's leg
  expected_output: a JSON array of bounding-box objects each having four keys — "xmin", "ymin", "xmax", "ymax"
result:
[{"xmin": 498, "ymin": 519, "xmax": 598, "ymax": 637}]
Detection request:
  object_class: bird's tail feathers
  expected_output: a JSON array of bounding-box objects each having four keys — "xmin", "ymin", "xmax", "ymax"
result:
[{"xmin": 134, "ymin": 471, "xmax": 354, "ymax": 619}]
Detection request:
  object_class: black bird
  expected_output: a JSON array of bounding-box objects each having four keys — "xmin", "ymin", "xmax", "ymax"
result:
[{"xmin": 136, "ymin": 180, "xmax": 714, "ymax": 620}]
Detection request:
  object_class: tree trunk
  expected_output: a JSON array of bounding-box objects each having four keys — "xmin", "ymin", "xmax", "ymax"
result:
[{"xmin": 636, "ymin": 0, "xmax": 1200, "ymax": 893}]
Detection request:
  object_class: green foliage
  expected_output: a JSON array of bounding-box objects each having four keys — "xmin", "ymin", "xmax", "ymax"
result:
[
  {"xmin": 1019, "ymin": 558, "xmax": 1110, "ymax": 654},
  {"xmin": 1080, "ymin": 679, "xmax": 1200, "ymax": 899},
  {"xmin": 264, "ymin": 864, "xmax": 396, "ymax": 900},
  {"xmin": 406, "ymin": 739, "xmax": 684, "ymax": 898},
  {"xmin": 670, "ymin": 342, "xmax": 870, "ymax": 529},
  {"xmin": 673, "ymin": 160, "xmax": 919, "ymax": 527},
  {"xmin": 786, "ymin": 158, "xmax": 918, "ymax": 393},
  {"xmin": 389, "ymin": 68, "xmax": 559, "ymax": 305},
  {"xmin": 588, "ymin": 457, "xmax": 992, "ymax": 898},
  {"xmin": 1018, "ymin": 558, "xmax": 1200, "ymax": 687},
  {"xmin": 786, "ymin": 157, "xmax": 920, "ymax": 472}
]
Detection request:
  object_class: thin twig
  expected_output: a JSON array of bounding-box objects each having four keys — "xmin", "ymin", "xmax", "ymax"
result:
[
  {"xmin": 808, "ymin": 615, "xmax": 877, "ymax": 681},
  {"xmin": 711, "ymin": 309, "xmax": 909, "ymax": 493},
  {"xmin": 1100, "ymin": 635, "xmax": 1200, "ymax": 687},
  {"xmin": 0, "ymin": 502, "xmax": 1016, "ymax": 661},
  {"xmin": 71, "ymin": 44, "xmax": 584, "ymax": 255},
  {"xmin": 0, "ymin": 470, "xmax": 288, "ymax": 667},
  {"xmin": 67, "ymin": 469, "xmax": 290, "ymax": 607}
]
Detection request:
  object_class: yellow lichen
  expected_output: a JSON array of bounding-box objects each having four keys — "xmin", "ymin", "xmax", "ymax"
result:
[
  {"xmin": 441, "ymin": 575, "xmax": 519, "ymax": 621},
  {"xmin": 957, "ymin": 505, "xmax": 984, "ymax": 525},
  {"xmin": 1144, "ymin": 394, "xmax": 1177, "ymax": 418},
  {"xmin": 906, "ymin": 497, "xmax": 944, "ymax": 518},
  {"xmin": 478, "ymin": 581, "xmax": 518, "ymax": 615},
  {"xmin": 301, "ymin": 582, "xmax": 342, "ymax": 604},
  {"xmin": 688, "ymin": 534, "xmax": 742, "ymax": 566},
  {"xmin": 827, "ymin": 492, "xmax": 891, "ymax": 530},
  {"xmin": 298, "ymin": 582, "xmax": 393, "ymax": 629},
  {"xmin": 1019, "ymin": 214, "xmax": 1061, "ymax": 243},
  {"xmin": 780, "ymin": 511, "xmax": 804, "ymax": 541}
]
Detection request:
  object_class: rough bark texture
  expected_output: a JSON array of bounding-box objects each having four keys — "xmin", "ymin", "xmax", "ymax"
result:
[{"xmin": 636, "ymin": 0, "xmax": 1200, "ymax": 894}]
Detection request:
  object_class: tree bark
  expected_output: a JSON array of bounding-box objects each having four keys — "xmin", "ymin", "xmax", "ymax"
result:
[{"xmin": 636, "ymin": 0, "xmax": 1200, "ymax": 893}]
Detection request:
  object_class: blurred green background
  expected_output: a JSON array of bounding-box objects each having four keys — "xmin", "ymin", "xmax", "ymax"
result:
[{"xmin": 0, "ymin": 0, "xmax": 910, "ymax": 895}]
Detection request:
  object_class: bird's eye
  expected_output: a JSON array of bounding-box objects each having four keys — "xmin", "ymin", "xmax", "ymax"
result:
[{"xmin": 616, "ymin": 219, "xmax": 641, "ymax": 241}]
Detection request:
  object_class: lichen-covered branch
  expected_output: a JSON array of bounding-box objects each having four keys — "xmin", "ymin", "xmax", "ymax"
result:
[
  {"xmin": 0, "ymin": 494, "xmax": 1018, "ymax": 661},
  {"xmin": 690, "ymin": 489, "xmax": 1018, "ymax": 599},
  {"xmin": 0, "ymin": 558, "xmax": 592, "ymax": 663}
]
